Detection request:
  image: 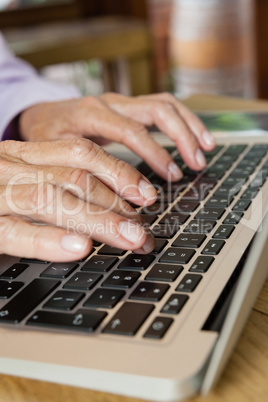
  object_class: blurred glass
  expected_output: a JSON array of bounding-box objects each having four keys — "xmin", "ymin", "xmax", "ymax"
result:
[
  {"xmin": 0, "ymin": 0, "xmax": 72, "ymax": 10},
  {"xmin": 170, "ymin": 0, "xmax": 257, "ymax": 98}
]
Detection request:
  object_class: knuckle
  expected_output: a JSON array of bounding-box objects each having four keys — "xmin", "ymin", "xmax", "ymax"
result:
[
  {"xmin": 157, "ymin": 100, "xmax": 175, "ymax": 116},
  {"xmin": 0, "ymin": 217, "xmax": 16, "ymax": 244},
  {"xmin": 30, "ymin": 225, "xmax": 45, "ymax": 252},
  {"xmin": 68, "ymin": 138, "xmax": 97, "ymax": 162},
  {"xmin": 0, "ymin": 157, "xmax": 12, "ymax": 174},
  {"xmin": 30, "ymin": 182, "xmax": 58, "ymax": 215},
  {"xmin": 125, "ymin": 122, "xmax": 147, "ymax": 146},
  {"xmin": 162, "ymin": 92, "xmax": 176, "ymax": 102},
  {"xmin": 77, "ymin": 96, "xmax": 104, "ymax": 110},
  {"xmin": 100, "ymin": 92, "xmax": 116, "ymax": 101},
  {"xmin": 85, "ymin": 175, "xmax": 100, "ymax": 198},
  {"xmin": 68, "ymin": 168, "xmax": 88, "ymax": 188},
  {"xmin": 111, "ymin": 158, "xmax": 130, "ymax": 181},
  {"xmin": 0, "ymin": 140, "xmax": 25, "ymax": 161}
]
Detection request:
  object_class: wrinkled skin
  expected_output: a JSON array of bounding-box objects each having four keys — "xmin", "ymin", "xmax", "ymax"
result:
[{"xmin": 0, "ymin": 92, "xmax": 215, "ymax": 261}]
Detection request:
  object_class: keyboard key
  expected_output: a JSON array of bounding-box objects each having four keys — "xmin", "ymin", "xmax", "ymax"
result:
[
  {"xmin": 222, "ymin": 177, "xmax": 246, "ymax": 188},
  {"xmin": 182, "ymin": 186, "xmax": 210, "ymax": 201},
  {"xmin": 140, "ymin": 203, "xmax": 168, "ymax": 215},
  {"xmin": 152, "ymin": 239, "xmax": 168, "ymax": 254},
  {"xmin": 214, "ymin": 186, "xmax": 240, "ymax": 198},
  {"xmin": 158, "ymin": 212, "xmax": 190, "ymax": 226},
  {"xmin": 136, "ymin": 160, "xmax": 151, "ymax": 176},
  {"xmin": 0, "ymin": 263, "xmax": 29, "ymax": 280},
  {"xmin": 217, "ymin": 154, "xmax": 237, "ymax": 163},
  {"xmin": 157, "ymin": 192, "xmax": 177, "ymax": 203},
  {"xmin": 0, "ymin": 281, "xmax": 24, "ymax": 299},
  {"xmin": 239, "ymin": 158, "xmax": 259, "ymax": 168},
  {"xmin": 172, "ymin": 233, "xmax": 206, "ymax": 248},
  {"xmin": 98, "ymin": 245, "xmax": 126, "ymax": 256},
  {"xmin": 230, "ymin": 168, "xmax": 253, "ymax": 178},
  {"xmin": 0, "ymin": 280, "xmax": 8, "ymax": 291},
  {"xmin": 232, "ymin": 199, "xmax": 251, "ymax": 212},
  {"xmin": 102, "ymin": 270, "xmax": 141, "ymax": 289},
  {"xmin": 189, "ymin": 256, "xmax": 214, "ymax": 273},
  {"xmin": 203, "ymin": 169, "xmax": 225, "ymax": 180},
  {"xmin": 151, "ymin": 224, "xmax": 178, "ymax": 239},
  {"xmin": 103, "ymin": 302, "xmax": 154, "ymax": 336},
  {"xmin": 63, "ymin": 272, "xmax": 103, "ymax": 290},
  {"xmin": 40, "ymin": 263, "xmax": 78, "ymax": 279},
  {"xmin": 129, "ymin": 282, "xmax": 169, "ymax": 302},
  {"xmin": 194, "ymin": 177, "xmax": 217, "ymax": 190},
  {"xmin": 92, "ymin": 240, "xmax": 101, "ymax": 247},
  {"xmin": 141, "ymin": 214, "xmax": 158, "ymax": 226},
  {"xmin": 184, "ymin": 220, "xmax": 216, "ymax": 234},
  {"xmin": 241, "ymin": 188, "xmax": 258, "ymax": 199},
  {"xmin": 0, "ymin": 279, "xmax": 59, "ymax": 323},
  {"xmin": 27, "ymin": 309, "xmax": 107, "ymax": 332},
  {"xmin": 145, "ymin": 264, "xmax": 183, "ymax": 282},
  {"xmin": 118, "ymin": 254, "xmax": 155, "ymax": 270},
  {"xmin": 143, "ymin": 317, "xmax": 173, "ymax": 339},
  {"xmin": 225, "ymin": 144, "xmax": 247, "ymax": 154},
  {"xmin": 83, "ymin": 289, "xmax": 125, "ymax": 309},
  {"xmin": 212, "ymin": 225, "xmax": 235, "ymax": 239},
  {"xmin": 160, "ymin": 247, "xmax": 195, "ymax": 264},
  {"xmin": 202, "ymin": 240, "xmax": 225, "ymax": 255},
  {"xmin": 223, "ymin": 212, "xmax": 243, "ymax": 224},
  {"xmin": 195, "ymin": 207, "xmax": 225, "ymax": 220},
  {"xmin": 205, "ymin": 196, "xmax": 233, "ymax": 208},
  {"xmin": 176, "ymin": 274, "xmax": 202, "ymax": 292},
  {"xmin": 20, "ymin": 258, "xmax": 48, "ymax": 264},
  {"xmin": 81, "ymin": 256, "xmax": 118, "ymax": 272},
  {"xmin": 171, "ymin": 200, "xmax": 199, "ymax": 213},
  {"xmin": 161, "ymin": 294, "xmax": 189, "ymax": 314},
  {"xmin": 43, "ymin": 290, "xmax": 84, "ymax": 310}
]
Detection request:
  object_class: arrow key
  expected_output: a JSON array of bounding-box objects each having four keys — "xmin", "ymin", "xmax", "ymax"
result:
[
  {"xmin": 161, "ymin": 294, "xmax": 189, "ymax": 314},
  {"xmin": 103, "ymin": 302, "xmax": 154, "ymax": 336}
]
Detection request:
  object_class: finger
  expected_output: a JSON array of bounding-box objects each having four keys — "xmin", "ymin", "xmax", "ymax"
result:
[
  {"xmin": 0, "ymin": 216, "xmax": 92, "ymax": 262},
  {"xmin": 0, "ymin": 139, "xmax": 157, "ymax": 206},
  {"xmin": 139, "ymin": 93, "xmax": 216, "ymax": 150},
  {"xmin": 101, "ymin": 92, "xmax": 215, "ymax": 171},
  {"xmin": 0, "ymin": 183, "xmax": 155, "ymax": 253},
  {"xmin": 0, "ymin": 159, "xmax": 139, "ymax": 219}
]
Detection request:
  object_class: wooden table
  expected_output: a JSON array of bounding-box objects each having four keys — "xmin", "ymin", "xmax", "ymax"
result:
[{"xmin": 0, "ymin": 95, "xmax": 267, "ymax": 402}]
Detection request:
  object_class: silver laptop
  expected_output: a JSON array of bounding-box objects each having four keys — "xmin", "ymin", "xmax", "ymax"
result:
[{"xmin": 0, "ymin": 128, "xmax": 268, "ymax": 401}]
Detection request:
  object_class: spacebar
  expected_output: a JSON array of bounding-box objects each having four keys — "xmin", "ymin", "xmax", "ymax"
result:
[{"xmin": 0, "ymin": 278, "xmax": 60, "ymax": 323}]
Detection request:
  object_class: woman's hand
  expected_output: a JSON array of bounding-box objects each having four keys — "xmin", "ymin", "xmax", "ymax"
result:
[
  {"xmin": 19, "ymin": 92, "xmax": 215, "ymax": 181},
  {"xmin": 0, "ymin": 139, "xmax": 156, "ymax": 261}
]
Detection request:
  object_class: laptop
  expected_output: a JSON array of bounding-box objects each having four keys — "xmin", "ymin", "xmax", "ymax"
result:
[{"xmin": 0, "ymin": 123, "xmax": 268, "ymax": 401}]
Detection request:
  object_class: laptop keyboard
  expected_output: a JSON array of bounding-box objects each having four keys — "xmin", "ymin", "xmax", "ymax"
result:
[{"xmin": 1, "ymin": 143, "xmax": 268, "ymax": 339}]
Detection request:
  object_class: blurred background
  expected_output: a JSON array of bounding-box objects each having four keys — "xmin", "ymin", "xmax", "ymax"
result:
[{"xmin": 0, "ymin": 0, "xmax": 267, "ymax": 100}]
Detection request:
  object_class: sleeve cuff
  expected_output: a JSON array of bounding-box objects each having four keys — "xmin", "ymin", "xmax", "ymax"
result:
[{"xmin": 2, "ymin": 114, "xmax": 22, "ymax": 141}]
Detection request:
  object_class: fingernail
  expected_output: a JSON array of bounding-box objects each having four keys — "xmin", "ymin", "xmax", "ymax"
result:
[
  {"xmin": 203, "ymin": 130, "xmax": 215, "ymax": 147},
  {"xmin": 139, "ymin": 179, "xmax": 157, "ymax": 201},
  {"xmin": 196, "ymin": 149, "xmax": 206, "ymax": 168},
  {"xmin": 168, "ymin": 162, "xmax": 183, "ymax": 180},
  {"xmin": 119, "ymin": 221, "xmax": 145, "ymax": 244},
  {"xmin": 141, "ymin": 233, "xmax": 155, "ymax": 253},
  {"xmin": 61, "ymin": 235, "xmax": 88, "ymax": 253},
  {"xmin": 134, "ymin": 233, "xmax": 155, "ymax": 254}
]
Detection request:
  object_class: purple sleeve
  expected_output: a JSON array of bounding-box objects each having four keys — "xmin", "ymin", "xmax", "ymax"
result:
[{"xmin": 0, "ymin": 32, "xmax": 81, "ymax": 141}]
